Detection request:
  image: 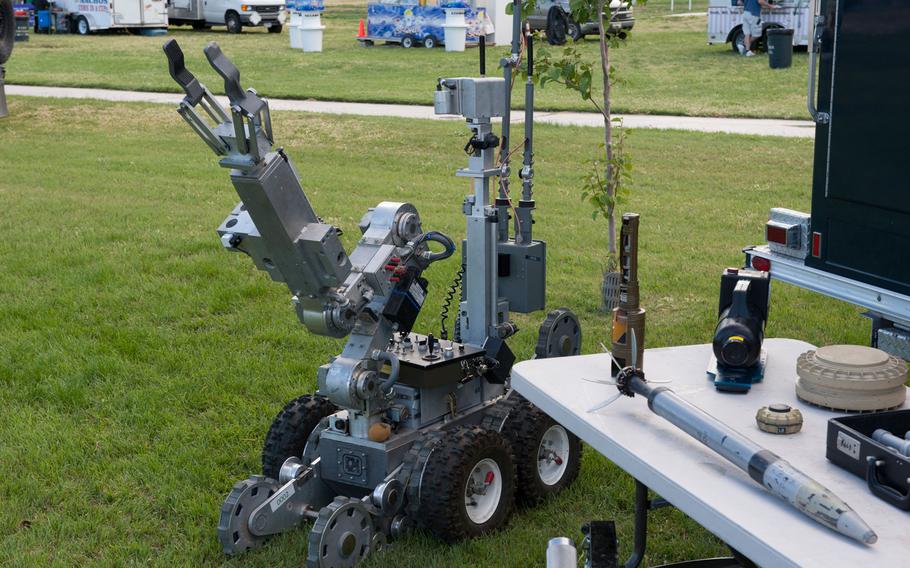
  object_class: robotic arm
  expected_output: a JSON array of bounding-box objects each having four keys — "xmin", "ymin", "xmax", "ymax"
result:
[{"xmin": 162, "ymin": 41, "xmax": 455, "ymax": 419}]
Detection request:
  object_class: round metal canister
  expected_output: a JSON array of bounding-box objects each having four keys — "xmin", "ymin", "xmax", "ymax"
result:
[
  {"xmin": 796, "ymin": 345, "xmax": 908, "ymax": 412},
  {"xmin": 756, "ymin": 403, "xmax": 803, "ymax": 434}
]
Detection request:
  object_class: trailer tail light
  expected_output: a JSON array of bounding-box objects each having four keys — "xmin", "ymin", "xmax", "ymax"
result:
[
  {"xmin": 14, "ymin": 9, "xmax": 26, "ymax": 16},
  {"xmin": 812, "ymin": 232, "xmax": 822, "ymax": 257},
  {"xmin": 752, "ymin": 256, "xmax": 771, "ymax": 272},
  {"xmin": 766, "ymin": 220, "xmax": 800, "ymax": 249}
]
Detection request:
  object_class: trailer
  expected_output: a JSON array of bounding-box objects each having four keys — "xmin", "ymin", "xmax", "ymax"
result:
[
  {"xmin": 55, "ymin": 0, "xmax": 167, "ymax": 34},
  {"xmin": 358, "ymin": 2, "xmax": 488, "ymax": 48},
  {"xmin": 744, "ymin": 0, "xmax": 910, "ymax": 360},
  {"xmin": 708, "ymin": 0, "xmax": 810, "ymax": 52}
]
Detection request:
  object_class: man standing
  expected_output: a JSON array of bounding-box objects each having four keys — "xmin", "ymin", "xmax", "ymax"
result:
[{"xmin": 739, "ymin": 0, "xmax": 778, "ymax": 57}]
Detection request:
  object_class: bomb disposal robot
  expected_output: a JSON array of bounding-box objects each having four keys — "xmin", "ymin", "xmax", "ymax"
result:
[{"xmin": 162, "ymin": 12, "xmax": 582, "ymax": 567}]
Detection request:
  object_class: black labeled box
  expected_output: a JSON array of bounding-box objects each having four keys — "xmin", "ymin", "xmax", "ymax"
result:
[{"xmin": 827, "ymin": 409, "xmax": 910, "ymax": 510}]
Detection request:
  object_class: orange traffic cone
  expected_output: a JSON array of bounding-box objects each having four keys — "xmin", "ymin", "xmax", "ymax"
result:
[{"xmin": 357, "ymin": 19, "xmax": 366, "ymax": 38}]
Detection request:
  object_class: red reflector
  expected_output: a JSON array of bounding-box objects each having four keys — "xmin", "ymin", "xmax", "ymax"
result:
[
  {"xmin": 812, "ymin": 232, "xmax": 822, "ymax": 257},
  {"xmin": 752, "ymin": 257, "xmax": 771, "ymax": 272},
  {"xmin": 14, "ymin": 9, "xmax": 26, "ymax": 15},
  {"xmin": 484, "ymin": 471, "xmax": 495, "ymax": 484},
  {"xmin": 766, "ymin": 224, "xmax": 788, "ymax": 245}
]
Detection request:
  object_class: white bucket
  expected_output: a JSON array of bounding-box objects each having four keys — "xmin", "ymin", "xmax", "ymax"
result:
[
  {"xmin": 289, "ymin": 12, "xmax": 303, "ymax": 49},
  {"xmin": 444, "ymin": 24, "xmax": 468, "ymax": 51},
  {"xmin": 299, "ymin": 12, "xmax": 325, "ymax": 52}
]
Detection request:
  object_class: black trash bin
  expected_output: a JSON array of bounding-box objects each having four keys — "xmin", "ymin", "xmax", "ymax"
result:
[
  {"xmin": 14, "ymin": 5, "xmax": 29, "ymax": 42},
  {"xmin": 767, "ymin": 28, "xmax": 793, "ymax": 69}
]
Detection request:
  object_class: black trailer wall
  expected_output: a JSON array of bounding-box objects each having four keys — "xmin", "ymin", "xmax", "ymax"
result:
[{"xmin": 807, "ymin": 0, "xmax": 910, "ymax": 295}]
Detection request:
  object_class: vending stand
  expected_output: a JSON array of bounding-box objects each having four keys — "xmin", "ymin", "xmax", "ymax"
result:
[{"xmin": 358, "ymin": 1, "xmax": 489, "ymax": 48}]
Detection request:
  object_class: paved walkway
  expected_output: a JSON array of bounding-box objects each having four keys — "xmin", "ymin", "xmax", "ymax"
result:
[{"xmin": 6, "ymin": 84, "xmax": 815, "ymax": 138}]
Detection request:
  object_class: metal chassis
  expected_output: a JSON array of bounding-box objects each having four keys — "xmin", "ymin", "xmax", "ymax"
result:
[{"xmin": 744, "ymin": 245, "xmax": 910, "ymax": 330}]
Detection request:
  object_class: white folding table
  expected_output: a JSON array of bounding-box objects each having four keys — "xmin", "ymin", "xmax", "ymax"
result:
[{"xmin": 512, "ymin": 338, "xmax": 909, "ymax": 568}]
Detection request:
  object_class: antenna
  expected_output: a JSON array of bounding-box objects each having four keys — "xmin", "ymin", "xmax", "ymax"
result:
[{"xmin": 479, "ymin": 35, "xmax": 486, "ymax": 77}]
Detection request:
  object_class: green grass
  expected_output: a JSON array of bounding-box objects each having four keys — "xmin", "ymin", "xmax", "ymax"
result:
[
  {"xmin": 5, "ymin": 3, "xmax": 810, "ymax": 118},
  {"xmin": 0, "ymin": 97, "xmax": 866, "ymax": 567}
]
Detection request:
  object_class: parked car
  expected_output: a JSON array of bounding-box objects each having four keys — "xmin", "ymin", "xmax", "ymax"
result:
[
  {"xmin": 168, "ymin": 0, "xmax": 286, "ymax": 33},
  {"xmin": 527, "ymin": 0, "xmax": 633, "ymax": 43}
]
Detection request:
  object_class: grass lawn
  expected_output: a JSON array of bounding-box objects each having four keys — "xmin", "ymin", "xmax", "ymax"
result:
[
  {"xmin": 0, "ymin": 97, "xmax": 866, "ymax": 567},
  {"xmin": 5, "ymin": 1, "xmax": 810, "ymax": 118}
]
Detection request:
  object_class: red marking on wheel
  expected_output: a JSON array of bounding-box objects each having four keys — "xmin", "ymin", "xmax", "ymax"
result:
[{"xmin": 484, "ymin": 471, "xmax": 495, "ymax": 484}]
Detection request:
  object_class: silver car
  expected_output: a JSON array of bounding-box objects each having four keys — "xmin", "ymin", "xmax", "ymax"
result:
[{"xmin": 527, "ymin": 0, "xmax": 634, "ymax": 42}]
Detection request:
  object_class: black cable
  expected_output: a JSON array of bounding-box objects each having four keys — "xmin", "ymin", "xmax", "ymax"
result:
[{"xmin": 439, "ymin": 266, "xmax": 464, "ymax": 340}]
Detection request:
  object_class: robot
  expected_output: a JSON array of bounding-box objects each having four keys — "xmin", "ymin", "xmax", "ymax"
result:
[{"xmin": 162, "ymin": 10, "xmax": 582, "ymax": 566}]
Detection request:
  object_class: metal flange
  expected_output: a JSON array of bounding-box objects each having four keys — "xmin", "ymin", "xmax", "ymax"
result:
[
  {"xmin": 217, "ymin": 475, "xmax": 279, "ymax": 555},
  {"xmin": 535, "ymin": 308, "xmax": 582, "ymax": 359},
  {"xmin": 307, "ymin": 497, "xmax": 375, "ymax": 568}
]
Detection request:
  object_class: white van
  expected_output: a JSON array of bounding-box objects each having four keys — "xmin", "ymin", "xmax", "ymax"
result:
[
  {"xmin": 57, "ymin": 0, "xmax": 168, "ymax": 34},
  {"xmin": 708, "ymin": 0, "xmax": 810, "ymax": 52},
  {"xmin": 168, "ymin": 0, "xmax": 286, "ymax": 33}
]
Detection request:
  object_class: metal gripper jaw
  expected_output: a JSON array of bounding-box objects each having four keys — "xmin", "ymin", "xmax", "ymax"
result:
[{"xmin": 162, "ymin": 39, "xmax": 274, "ymax": 169}]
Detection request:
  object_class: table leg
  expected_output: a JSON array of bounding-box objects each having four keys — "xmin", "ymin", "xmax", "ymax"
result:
[{"xmin": 625, "ymin": 479, "xmax": 670, "ymax": 568}]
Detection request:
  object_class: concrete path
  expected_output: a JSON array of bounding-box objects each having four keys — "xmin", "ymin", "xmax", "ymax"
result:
[{"xmin": 6, "ymin": 84, "xmax": 815, "ymax": 138}]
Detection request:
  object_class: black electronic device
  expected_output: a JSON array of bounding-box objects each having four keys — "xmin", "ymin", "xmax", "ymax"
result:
[
  {"xmin": 381, "ymin": 266, "xmax": 428, "ymax": 335},
  {"xmin": 712, "ymin": 268, "xmax": 769, "ymax": 369}
]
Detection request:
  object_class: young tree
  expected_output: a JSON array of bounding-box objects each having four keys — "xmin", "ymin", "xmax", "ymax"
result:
[{"xmin": 524, "ymin": 0, "xmax": 641, "ymax": 309}]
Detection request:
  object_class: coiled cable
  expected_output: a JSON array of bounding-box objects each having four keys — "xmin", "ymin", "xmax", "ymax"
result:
[{"xmin": 440, "ymin": 266, "xmax": 464, "ymax": 340}]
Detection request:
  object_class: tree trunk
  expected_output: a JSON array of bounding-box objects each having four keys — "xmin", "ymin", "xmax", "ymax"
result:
[{"xmin": 597, "ymin": 0, "xmax": 616, "ymax": 261}]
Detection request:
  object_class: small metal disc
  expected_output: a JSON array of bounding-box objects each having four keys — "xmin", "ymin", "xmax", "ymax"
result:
[{"xmin": 756, "ymin": 404, "xmax": 803, "ymax": 435}]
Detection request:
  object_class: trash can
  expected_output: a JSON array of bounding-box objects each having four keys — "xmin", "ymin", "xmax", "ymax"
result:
[
  {"xmin": 767, "ymin": 28, "xmax": 793, "ymax": 69},
  {"xmin": 14, "ymin": 5, "xmax": 29, "ymax": 41},
  {"xmin": 36, "ymin": 9, "xmax": 51, "ymax": 32},
  {"xmin": 443, "ymin": 7, "xmax": 467, "ymax": 52}
]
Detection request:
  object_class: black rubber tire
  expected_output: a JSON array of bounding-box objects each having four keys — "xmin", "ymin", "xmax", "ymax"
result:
[
  {"xmin": 401, "ymin": 34, "xmax": 415, "ymax": 48},
  {"xmin": 75, "ymin": 15, "xmax": 90, "ymax": 36},
  {"xmin": 731, "ymin": 27, "xmax": 745, "ymax": 53},
  {"xmin": 414, "ymin": 427, "xmax": 515, "ymax": 543},
  {"xmin": 545, "ymin": 6, "xmax": 567, "ymax": 46},
  {"xmin": 0, "ymin": 0, "xmax": 13, "ymax": 65},
  {"xmin": 225, "ymin": 11, "xmax": 242, "ymax": 34},
  {"xmin": 566, "ymin": 19, "xmax": 582, "ymax": 42},
  {"xmin": 422, "ymin": 35, "xmax": 436, "ymax": 49},
  {"xmin": 267, "ymin": 24, "xmax": 282, "ymax": 33},
  {"xmin": 500, "ymin": 399, "xmax": 582, "ymax": 506},
  {"xmin": 261, "ymin": 394, "xmax": 336, "ymax": 480}
]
